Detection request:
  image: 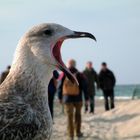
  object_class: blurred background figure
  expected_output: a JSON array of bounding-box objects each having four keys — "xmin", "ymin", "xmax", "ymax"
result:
[
  {"xmin": 99, "ymin": 62, "xmax": 116, "ymax": 111},
  {"xmin": 48, "ymin": 70, "xmax": 59, "ymax": 120},
  {"xmin": 83, "ymin": 61, "xmax": 99, "ymax": 114},
  {"xmin": 0, "ymin": 65, "xmax": 11, "ymax": 84},
  {"xmin": 57, "ymin": 59, "xmax": 88, "ymax": 140}
]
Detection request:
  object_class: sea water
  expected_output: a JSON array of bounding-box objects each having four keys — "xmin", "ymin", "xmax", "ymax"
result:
[{"xmin": 96, "ymin": 84, "xmax": 140, "ymax": 100}]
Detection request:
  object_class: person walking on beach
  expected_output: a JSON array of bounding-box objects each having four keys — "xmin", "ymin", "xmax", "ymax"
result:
[
  {"xmin": 48, "ymin": 70, "xmax": 59, "ymax": 120},
  {"xmin": 83, "ymin": 61, "xmax": 99, "ymax": 114},
  {"xmin": 99, "ymin": 62, "xmax": 116, "ymax": 111},
  {"xmin": 0, "ymin": 65, "xmax": 11, "ymax": 84},
  {"xmin": 57, "ymin": 59, "xmax": 88, "ymax": 140}
]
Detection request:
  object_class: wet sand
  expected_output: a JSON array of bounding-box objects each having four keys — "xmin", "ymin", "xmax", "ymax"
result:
[{"xmin": 51, "ymin": 99, "xmax": 140, "ymax": 140}]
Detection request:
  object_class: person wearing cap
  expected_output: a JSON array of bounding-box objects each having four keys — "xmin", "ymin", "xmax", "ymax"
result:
[
  {"xmin": 57, "ymin": 59, "xmax": 88, "ymax": 140},
  {"xmin": 48, "ymin": 70, "xmax": 59, "ymax": 119},
  {"xmin": 83, "ymin": 61, "xmax": 99, "ymax": 114},
  {"xmin": 99, "ymin": 62, "xmax": 116, "ymax": 111}
]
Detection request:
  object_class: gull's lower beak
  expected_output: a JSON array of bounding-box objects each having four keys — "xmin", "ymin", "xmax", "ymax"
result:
[{"xmin": 52, "ymin": 31, "xmax": 96, "ymax": 85}]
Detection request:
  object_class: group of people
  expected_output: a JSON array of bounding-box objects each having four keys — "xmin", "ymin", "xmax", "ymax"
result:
[
  {"xmin": 0, "ymin": 60, "xmax": 116, "ymax": 140},
  {"xmin": 48, "ymin": 59, "xmax": 116, "ymax": 140}
]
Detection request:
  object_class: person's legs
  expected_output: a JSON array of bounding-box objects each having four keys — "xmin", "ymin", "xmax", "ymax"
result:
[
  {"xmin": 84, "ymin": 102, "xmax": 88, "ymax": 113},
  {"xmin": 103, "ymin": 90, "xmax": 109, "ymax": 111},
  {"xmin": 49, "ymin": 100, "xmax": 53, "ymax": 118},
  {"xmin": 74, "ymin": 102, "xmax": 83, "ymax": 137},
  {"xmin": 89, "ymin": 94, "xmax": 95, "ymax": 113},
  {"xmin": 109, "ymin": 89, "xmax": 115, "ymax": 109},
  {"xmin": 65, "ymin": 103, "xmax": 74, "ymax": 138},
  {"xmin": 48, "ymin": 94, "xmax": 54, "ymax": 119}
]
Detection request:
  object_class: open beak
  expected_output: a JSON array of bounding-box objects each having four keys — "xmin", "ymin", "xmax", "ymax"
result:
[{"xmin": 52, "ymin": 31, "xmax": 96, "ymax": 85}]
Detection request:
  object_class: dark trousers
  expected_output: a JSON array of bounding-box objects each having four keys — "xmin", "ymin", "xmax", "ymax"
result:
[
  {"xmin": 85, "ymin": 94, "xmax": 95, "ymax": 113},
  {"xmin": 48, "ymin": 94, "xmax": 55, "ymax": 119},
  {"xmin": 103, "ymin": 89, "xmax": 115, "ymax": 111}
]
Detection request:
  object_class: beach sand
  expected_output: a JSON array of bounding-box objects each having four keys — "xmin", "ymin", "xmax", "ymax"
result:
[{"xmin": 51, "ymin": 99, "xmax": 140, "ymax": 140}]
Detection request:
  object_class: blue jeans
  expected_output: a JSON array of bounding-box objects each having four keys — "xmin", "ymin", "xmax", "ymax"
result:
[{"xmin": 85, "ymin": 94, "xmax": 95, "ymax": 113}]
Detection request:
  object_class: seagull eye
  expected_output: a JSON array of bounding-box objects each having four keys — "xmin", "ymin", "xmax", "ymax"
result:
[{"xmin": 43, "ymin": 30, "xmax": 52, "ymax": 36}]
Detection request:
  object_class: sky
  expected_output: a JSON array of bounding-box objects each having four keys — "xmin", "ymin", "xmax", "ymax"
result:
[{"xmin": 0, "ymin": 0, "xmax": 140, "ymax": 85}]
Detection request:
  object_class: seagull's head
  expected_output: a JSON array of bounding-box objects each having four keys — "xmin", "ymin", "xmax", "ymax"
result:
[{"xmin": 19, "ymin": 23, "xmax": 96, "ymax": 84}]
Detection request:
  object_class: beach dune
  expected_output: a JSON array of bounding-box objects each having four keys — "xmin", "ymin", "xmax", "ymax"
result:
[
  {"xmin": 52, "ymin": 99, "xmax": 140, "ymax": 140},
  {"xmin": 103, "ymin": 100, "xmax": 140, "ymax": 140}
]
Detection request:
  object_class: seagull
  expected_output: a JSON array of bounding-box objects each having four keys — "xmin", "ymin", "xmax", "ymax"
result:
[{"xmin": 0, "ymin": 23, "xmax": 96, "ymax": 140}]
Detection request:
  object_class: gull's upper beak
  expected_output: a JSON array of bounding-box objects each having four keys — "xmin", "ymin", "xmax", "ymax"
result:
[
  {"xmin": 67, "ymin": 31, "xmax": 97, "ymax": 41},
  {"xmin": 52, "ymin": 31, "xmax": 96, "ymax": 85}
]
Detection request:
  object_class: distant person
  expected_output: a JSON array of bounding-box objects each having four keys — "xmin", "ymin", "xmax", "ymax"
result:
[
  {"xmin": 83, "ymin": 61, "xmax": 99, "ymax": 114},
  {"xmin": 0, "ymin": 65, "xmax": 11, "ymax": 84},
  {"xmin": 99, "ymin": 62, "xmax": 116, "ymax": 111},
  {"xmin": 57, "ymin": 59, "xmax": 88, "ymax": 140},
  {"xmin": 48, "ymin": 70, "xmax": 59, "ymax": 120}
]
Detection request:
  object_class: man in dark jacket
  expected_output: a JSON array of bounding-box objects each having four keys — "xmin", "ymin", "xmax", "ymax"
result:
[
  {"xmin": 99, "ymin": 62, "xmax": 116, "ymax": 111},
  {"xmin": 83, "ymin": 61, "xmax": 99, "ymax": 114},
  {"xmin": 57, "ymin": 59, "xmax": 88, "ymax": 140},
  {"xmin": 48, "ymin": 70, "xmax": 59, "ymax": 119}
]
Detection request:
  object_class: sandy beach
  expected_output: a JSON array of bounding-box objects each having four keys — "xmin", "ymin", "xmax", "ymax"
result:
[{"xmin": 51, "ymin": 99, "xmax": 140, "ymax": 140}]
